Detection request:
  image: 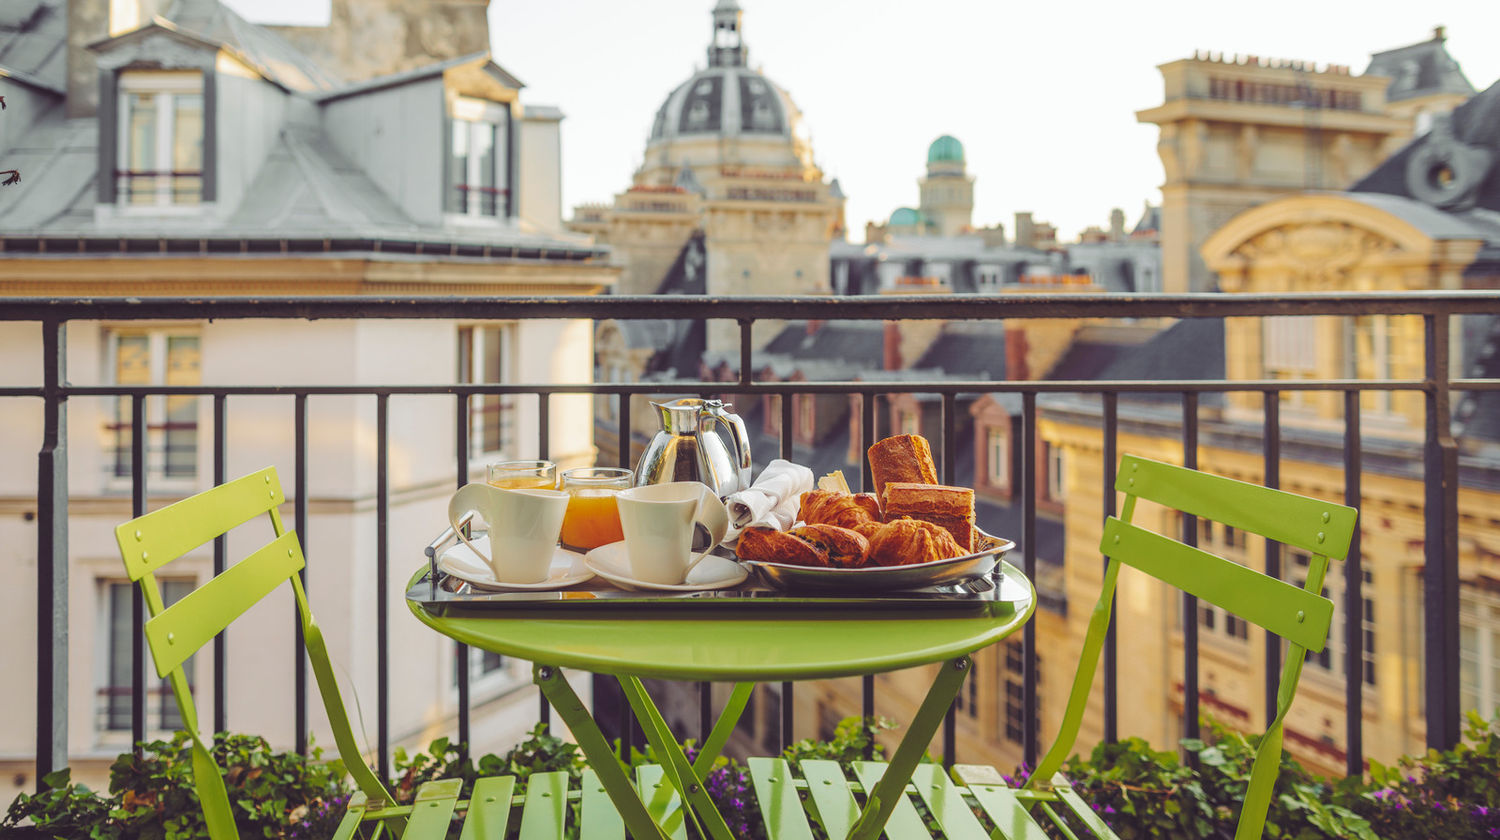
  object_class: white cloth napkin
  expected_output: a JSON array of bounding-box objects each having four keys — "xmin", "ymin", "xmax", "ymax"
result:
[{"xmin": 723, "ymin": 459, "xmax": 814, "ymax": 542}]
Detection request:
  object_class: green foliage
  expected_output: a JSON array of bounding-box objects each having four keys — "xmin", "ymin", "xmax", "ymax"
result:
[
  {"xmin": 1345, "ymin": 710, "xmax": 1500, "ymax": 839},
  {"xmin": 2, "ymin": 734, "xmax": 345, "ymax": 840},
  {"xmin": 782, "ymin": 715, "xmax": 895, "ymax": 763}
]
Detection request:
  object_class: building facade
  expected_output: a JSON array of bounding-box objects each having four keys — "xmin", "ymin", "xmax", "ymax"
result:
[{"xmin": 0, "ymin": 0, "xmax": 614, "ymax": 799}]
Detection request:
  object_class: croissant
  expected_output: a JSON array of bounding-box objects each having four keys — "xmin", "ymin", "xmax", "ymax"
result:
[
  {"xmin": 868, "ymin": 434, "xmax": 938, "ymax": 501},
  {"xmin": 798, "ymin": 490, "xmax": 882, "ymax": 531},
  {"xmin": 866, "ymin": 518, "xmax": 966, "ymax": 567},
  {"xmin": 790, "ymin": 524, "xmax": 870, "ymax": 568},
  {"xmin": 736, "ymin": 526, "xmax": 830, "ymax": 567}
]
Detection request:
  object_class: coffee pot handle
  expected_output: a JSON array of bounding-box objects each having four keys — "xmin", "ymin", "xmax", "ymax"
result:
[{"xmin": 707, "ymin": 402, "xmax": 753, "ymax": 495}]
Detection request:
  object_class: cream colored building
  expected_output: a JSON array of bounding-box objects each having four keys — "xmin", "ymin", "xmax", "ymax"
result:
[
  {"xmin": 0, "ymin": 0, "xmax": 614, "ymax": 800},
  {"xmin": 1137, "ymin": 30, "xmax": 1474, "ymax": 293}
]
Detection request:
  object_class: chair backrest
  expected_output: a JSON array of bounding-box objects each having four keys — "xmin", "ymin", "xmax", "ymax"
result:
[
  {"xmin": 113, "ymin": 467, "xmax": 394, "ymax": 840},
  {"xmin": 1027, "ymin": 454, "xmax": 1358, "ymax": 840}
]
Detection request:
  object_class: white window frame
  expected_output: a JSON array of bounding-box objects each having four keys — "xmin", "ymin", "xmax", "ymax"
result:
[
  {"xmin": 448, "ymin": 97, "xmax": 510, "ymax": 221},
  {"xmin": 1045, "ymin": 444, "xmax": 1066, "ymax": 502},
  {"xmin": 117, "ymin": 71, "xmax": 204, "ymax": 211},
  {"xmin": 898, "ymin": 408, "xmax": 919, "ymax": 437},
  {"xmin": 96, "ymin": 577, "xmax": 195, "ymax": 742},
  {"xmin": 1460, "ymin": 587, "xmax": 1500, "ymax": 720},
  {"xmin": 459, "ymin": 324, "xmax": 517, "ymax": 459},
  {"xmin": 986, "ymin": 426, "xmax": 1009, "ymax": 489},
  {"xmin": 102, "ymin": 326, "xmax": 202, "ymax": 489}
]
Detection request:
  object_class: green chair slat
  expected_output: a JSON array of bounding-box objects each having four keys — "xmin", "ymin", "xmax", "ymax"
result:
[
  {"xmin": 1047, "ymin": 773, "xmax": 1119, "ymax": 840},
  {"xmin": 850, "ymin": 761, "xmax": 928, "ymax": 840},
  {"xmin": 798, "ymin": 759, "xmax": 860, "ymax": 840},
  {"xmin": 143, "ymin": 529, "xmax": 304, "ymax": 675},
  {"xmin": 636, "ymin": 764, "xmax": 688, "ymax": 840},
  {"xmin": 910, "ymin": 764, "xmax": 988, "ymax": 840},
  {"xmin": 579, "ymin": 769, "xmax": 625, "ymax": 840},
  {"xmin": 330, "ymin": 792, "xmax": 367, "ymax": 840},
  {"xmin": 965, "ymin": 783, "xmax": 1052, "ymax": 840},
  {"xmin": 401, "ymin": 779, "xmax": 462, "ymax": 840},
  {"xmin": 747, "ymin": 758, "xmax": 815, "ymax": 840},
  {"xmin": 114, "ymin": 466, "xmax": 284, "ymax": 581},
  {"xmin": 518, "ymin": 771, "xmax": 570, "ymax": 840},
  {"xmin": 1115, "ymin": 454, "xmax": 1357, "ymax": 559},
  {"xmin": 459, "ymin": 776, "xmax": 517, "ymax": 840},
  {"xmin": 1101, "ymin": 517, "xmax": 1333, "ymax": 651}
]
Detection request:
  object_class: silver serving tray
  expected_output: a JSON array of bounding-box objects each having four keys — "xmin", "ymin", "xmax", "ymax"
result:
[{"xmin": 743, "ymin": 529, "xmax": 1015, "ymax": 592}]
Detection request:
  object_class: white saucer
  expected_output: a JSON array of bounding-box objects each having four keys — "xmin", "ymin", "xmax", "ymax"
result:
[
  {"xmin": 438, "ymin": 537, "xmax": 594, "ymax": 591},
  {"xmin": 584, "ymin": 541, "xmax": 748, "ymax": 592}
]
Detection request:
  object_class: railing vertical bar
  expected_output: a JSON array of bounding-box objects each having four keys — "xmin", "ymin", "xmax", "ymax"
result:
[
  {"xmin": 131, "ymin": 394, "xmax": 147, "ymax": 751},
  {"xmin": 616, "ymin": 391, "xmax": 633, "ymax": 761},
  {"xmin": 212, "ymin": 395, "xmax": 227, "ymax": 735},
  {"xmin": 1423, "ymin": 313, "xmax": 1460, "ymax": 750},
  {"xmin": 35, "ymin": 319, "xmax": 68, "ymax": 789},
  {"xmin": 1102, "ymin": 392, "xmax": 1118, "ymax": 744},
  {"xmin": 294, "ymin": 394, "xmax": 309, "ymax": 756},
  {"xmin": 942, "ymin": 392, "xmax": 957, "ymax": 768},
  {"xmin": 1263, "ymin": 393, "xmax": 1281, "ymax": 728},
  {"xmin": 1181, "ymin": 392, "xmax": 1199, "ymax": 748},
  {"xmin": 537, "ymin": 391, "xmax": 551, "ymax": 731},
  {"xmin": 376, "ymin": 393, "xmax": 390, "ymax": 781},
  {"xmin": 699, "ymin": 682, "xmax": 712, "ymax": 743},
  {"xmin": 861, "ymin": 390, "xmax": 876, "ymax": 760},
  {"xmin": 781, "ymin": 390, "xmax": 794, "ymax": 752},
  {"xmin": 1343, "ymin": 389, "xmax": 1364, "ymax": 776},
  {"xmin": 1021, "ymin": 392, "xmax": 1038, "ymax": 768},
  {"xmin": 455, "ymin": 393, "xmax": 471, "ymax": 760},
  {"xmin": 740, "ymin": 320, "xmax": 754, "ymax": 389}
]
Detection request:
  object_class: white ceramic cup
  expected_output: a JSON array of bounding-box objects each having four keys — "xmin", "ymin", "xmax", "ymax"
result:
[
  {"xmin": 615, "ymin": 482, "xmax": 730, "ymax": 585},
  {"xmin": 448, "ymin": 483, "xmax": 568, "ymax": 583}
]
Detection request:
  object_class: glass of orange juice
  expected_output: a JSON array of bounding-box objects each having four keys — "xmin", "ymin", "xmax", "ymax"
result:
[
  {"xmin": 560, "ymin": 467, "xmax": 633, "ymax": 551},
  {"xmin": 486, "ymin": 460, "xmax": 557, "ymax": 490}
]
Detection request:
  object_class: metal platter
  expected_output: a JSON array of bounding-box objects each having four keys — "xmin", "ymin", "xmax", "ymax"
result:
[{"xmin": 742, "ymin": 530, "xmax": 1015, "ymax": 592}]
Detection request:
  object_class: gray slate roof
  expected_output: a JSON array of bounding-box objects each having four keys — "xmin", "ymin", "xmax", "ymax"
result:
[
  {"xmin": 0, "ymin": 0, "xmax": 65, "ymax": 92},
  {"xmin": 1365, "ymin": 32, "xmax": 1475, "ymax": 103}
]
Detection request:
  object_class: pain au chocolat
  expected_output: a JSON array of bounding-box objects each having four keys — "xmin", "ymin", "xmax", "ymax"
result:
[
  {"xmin": 881, "ymin": 482, "xmax": 975, "ymax": 552},
  {"xmin": 867, "ymin": 434, "xmax": 938, "ymax": 501},
  {"xmin": 790, "ymin": 524, "xmax": 870, "ymax": 568},
  {"xmin": 735, "ymin": 526, "xmax": 830, "ymax": 567}
]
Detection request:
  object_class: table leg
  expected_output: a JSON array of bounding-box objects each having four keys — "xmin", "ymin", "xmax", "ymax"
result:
[
  {"xmin": 532, "ymin": 664, "xmax": 669, "ymax": 840},
  {"xmin": 619, "ymin": 676, "xmax": 742, "ymax": 840},
  {"xmin": 693, "ymin": 682, "xmax": 754, "ymax": 777},
  {"xmin": 848, "ymin": 656, "xmax": 972, "ymax": 840}
]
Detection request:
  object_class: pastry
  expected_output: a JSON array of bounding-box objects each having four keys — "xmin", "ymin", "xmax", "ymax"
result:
[
  {"xmin": 735, "ymin": 526, "xmax": 830, "ymax": 567},
  {"xmin": 790, "ymin": 524, "xmax": 870, "ymax": 568},
  {"xmin": 881, "ymin": 482, "xmax": 975, "ymax": 552},
  {"xmin": 798, "ymin": 490, "xmax": 882, "ymax": 532},
  {"xmin": 867, "ymin": 434, "xmax": 939, "ymax": 500},
  {"xmin": 866, "ymin": 518, "xmax": 965, "ymax": 567}
]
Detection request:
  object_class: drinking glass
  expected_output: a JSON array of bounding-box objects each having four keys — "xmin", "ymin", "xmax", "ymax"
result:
[
  {"xmin": 559, "ymin": 467, "xmax": 633, "ymax": 551},
  {"xmin": 486, "ymin": 459, "xmax": 558, "ymax": 490}
]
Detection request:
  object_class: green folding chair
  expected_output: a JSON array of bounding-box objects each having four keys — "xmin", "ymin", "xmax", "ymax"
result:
[
  {"xmin": 951, "ymin": 454, "xmax": 1358, "ymax": 840},
  {"xmin": 113, "ymin": 467, "xmax": 628, "ymax": 840}
]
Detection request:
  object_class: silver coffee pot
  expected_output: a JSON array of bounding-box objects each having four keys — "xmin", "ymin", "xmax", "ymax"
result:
[{"xmin": 635, "ymin": 398, "xmax": 752, "ymax": 497}]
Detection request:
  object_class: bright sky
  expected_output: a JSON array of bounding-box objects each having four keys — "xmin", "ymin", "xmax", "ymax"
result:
[{"xmin": 230, "ymin": 0, "xmax": 1499, "ymax": 241}]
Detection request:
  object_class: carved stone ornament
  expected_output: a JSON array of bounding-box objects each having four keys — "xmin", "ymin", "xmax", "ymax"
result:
[
  {"xmin": 1405, "ymin": 113, "xmax": 1495, "ymax": 211},
  {"xmin": 94, "ymin": 30, "xmax": 216, "ymax": 72},
  {"xmin": 1232, "ymin": 223, "xmax": 1399, "ymax": 288}
]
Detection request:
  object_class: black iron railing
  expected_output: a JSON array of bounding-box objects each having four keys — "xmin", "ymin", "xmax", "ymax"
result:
[{"xmin": 9, "ymin": 292, "xmax": 1499, "ymax": 790}]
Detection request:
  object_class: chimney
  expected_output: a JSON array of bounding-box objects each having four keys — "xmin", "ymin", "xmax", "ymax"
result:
[
  {"xmin": 1109, "ymin": 208, "xmax": 1125, "ymax": 241},
  {"xmin": 1005, "ymin": 329, "xmax": 1029, "ymax": 380},
  {"xmin": 1014, "ymin": 212, "xmax": 1035, "ymax": 250},
  {"xmin": 66, "ymin": 0, "xmax": 109, "ymax": 116},
  {"xmin": 884, "ymin": 322, "xmax": 902, "ymax": 371}
]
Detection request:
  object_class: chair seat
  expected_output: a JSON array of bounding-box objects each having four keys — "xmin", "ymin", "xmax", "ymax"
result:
[{"xmin": 327, "ymin": 759, "xmax": 1110, "ymax": 840}]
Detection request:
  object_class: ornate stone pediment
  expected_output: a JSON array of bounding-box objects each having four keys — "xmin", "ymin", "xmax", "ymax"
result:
[{"xmin": 1230, "ymin": 223, "xmax": 1401, "ymax": 289}]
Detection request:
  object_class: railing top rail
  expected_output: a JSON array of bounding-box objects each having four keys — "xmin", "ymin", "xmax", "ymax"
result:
[{"xmin": 3, "ymin": 291, "xmax": 1500, "ymax": 321}]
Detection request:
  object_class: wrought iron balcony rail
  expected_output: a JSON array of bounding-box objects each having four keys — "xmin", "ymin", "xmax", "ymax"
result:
[{"xmin": 8, "ymin": 292, "xmax": 1499, "ymax": 790}]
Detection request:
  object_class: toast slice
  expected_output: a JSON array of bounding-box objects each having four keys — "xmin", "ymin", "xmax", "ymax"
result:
[{"xmin": 881, "ymin": 482, "xmax": 975, "ymax": 552}]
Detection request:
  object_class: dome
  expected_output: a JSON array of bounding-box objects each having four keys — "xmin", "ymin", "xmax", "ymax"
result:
[
  {"xmin": 890, "ymin": 207, "xmax": 923, "ymax": 226},
  {"xmin": 928, "ymin": 135, "xmax": 965, "ymax": 164},
  {"xmin": 647, "ymin": 66, "xmax": 798, "ymax": 144}
]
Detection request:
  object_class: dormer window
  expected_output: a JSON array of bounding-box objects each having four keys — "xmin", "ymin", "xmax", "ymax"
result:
[
  {"xmin": 448, "ymin": 98, "xmax": 510, "ymax": 218},
  {"xmin": 117, "ymin": 72, "xmax": 203, "ymax": 207}
]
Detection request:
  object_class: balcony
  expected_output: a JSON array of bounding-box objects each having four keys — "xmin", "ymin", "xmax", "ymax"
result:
[{"xmin": 2, "ymin": 292, "xmax": 1496, "ymax": 825}]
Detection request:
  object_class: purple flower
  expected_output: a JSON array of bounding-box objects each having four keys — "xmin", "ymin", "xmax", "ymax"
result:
[
  {"xmin": 1475, "ymin": 806, "xmax": 1491, "ymax": 817},
  {"xmin": 1103, "ymin": 806, "xmax": 1116, "ymax": 815}
]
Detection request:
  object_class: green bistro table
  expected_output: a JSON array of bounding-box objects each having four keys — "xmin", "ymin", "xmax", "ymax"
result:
[{"xmin": 407, "ymin": 561, "xmax": 1035, "ymax": 840}]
